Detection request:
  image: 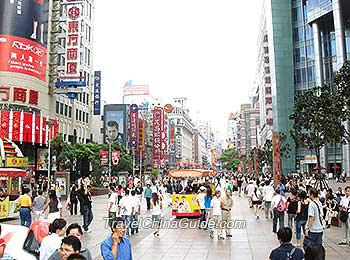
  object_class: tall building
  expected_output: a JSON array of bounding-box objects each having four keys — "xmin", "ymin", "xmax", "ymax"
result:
[
  {"xmin": 239, "ymin": 103, "xmax": 260, "ymax": 157},
  {"xmin": 259, "ymin": 0, "xmax": 350, "ymax": 175},
  {"xmin": 51, "ymin": 0, "xmax": 95, "ymax": 144}
]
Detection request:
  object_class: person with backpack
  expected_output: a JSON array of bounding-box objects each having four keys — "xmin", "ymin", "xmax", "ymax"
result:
[
  {"xmin": 304, "ymin": 188, "xmax": 324, "ymax": 248},
  {"xmin": 269, "ymin": 227, "xmax": 304, "ymax": 260},
  {"xmin": 270, "ymin": 188, "xmax": 287, "ymax": 233}
]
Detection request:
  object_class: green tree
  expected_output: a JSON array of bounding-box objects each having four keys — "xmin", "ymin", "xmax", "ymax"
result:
[
  {"xmin": 219, "ymin": 148, "xmax": 240, "ymax": 171},
  {"xmin": 289, "ymin": 84, "xmax": 347, "ymax": 172}
]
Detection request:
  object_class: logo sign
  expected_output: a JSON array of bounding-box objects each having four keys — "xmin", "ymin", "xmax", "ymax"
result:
[
  {"xmin": 112, "ymin": 151, "xmax": 121, "ymax": 165},
  {"xmin": 100, "ymin": 150, "xmax": 109, "ymax": 165},
  {"xmin": 64, "ymin": 2, "xmax": 82, "ymax": 80},
  {"xmin": 129, "ymin": 104, "xmax": 138, "ymax": 147},
  {"xmin": 6, "ymin": 157, "xmax": 28, "ymax": 167},
  {"xmin": 93, "ymin": 71, "xmax": 101, "ymax": 115}
]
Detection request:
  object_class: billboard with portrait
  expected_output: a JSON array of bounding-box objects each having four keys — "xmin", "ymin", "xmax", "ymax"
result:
[
  {"xmin": 104, "ymin": 104, "xmax": 127, "ymax": 146},
  {"xmin": 0, "ymin": 0, "xmax": 50, "ymax": 81}
]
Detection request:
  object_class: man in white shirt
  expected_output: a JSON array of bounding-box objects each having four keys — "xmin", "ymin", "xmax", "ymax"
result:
[
  {"xmin": 305, "ymin": 188, "xmax": 324, "ymax": 247},
  {"xmin": 107, "ymin": 186, "xmax": 119, "ymax": 229},
  {"xmin": 263, "ymin": 182, "xmax": 275, "ymax": 219},
  {"xmin": 246, "ymin": 180, "xmax": 256, "ymax": 208},
  {"xmin": 118, "ymin": 189, "xmax": 134, "ymax": 236},
  {"xmin": 197, "ymin": 186, "xmax": 207, "ymax": 229},
  {"xmin": 338, "ymin": 186, "xmax": 350, "ymax": 245},
  {"xmin": 209, "ymin": 190, "xmax": 224, "ymax": 240},
  {"xmin": 130, "ymin": 189, "xmax": 141, "ymax": 235},
  {"xmin": 270, "ymin": 188, "xmax": 287, "ymax": 233}
]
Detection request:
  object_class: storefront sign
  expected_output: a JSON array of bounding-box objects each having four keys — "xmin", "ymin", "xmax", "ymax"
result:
[
  {"xmin": 0, "ymin": 86, "xmax": 39, "ymax": 105},
  {"xmin": 93, "ymin": 71, "xmax": 101, "ymax": 115},
  {"xmin": 6, "ymin": 157, "xmax": 28, "ymax": 167}
]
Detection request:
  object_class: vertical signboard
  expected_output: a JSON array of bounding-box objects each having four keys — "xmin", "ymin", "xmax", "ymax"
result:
[
  {"xmin": 100, "ymin": 150, "xmax": 108, "ymax": 165},
  {"xmin": 129, "ymin": 104, "xmax": 138, "ymax": 147},
  {"xmin": 273, "ymin": 132, "xmax": 281, "ymax": 185},
  {"xmin": 0, "ymin": 0, "xmax": 50, "ymax": 81},
  {"xmin": 104, "ymin": 104, "xmax": 126, "ymax": 146},
  {"xmin": 93, "ymin": 71, "xmax": 101, "ymax": 115},
  {"xmin": 64, "ymin": 1, "xmax": 82, "ymax": 79},
  {"xmin": 254, "ymin": 152, "xmax": 259, "ymax": 178},
  {"xmin": 137, "ymin": 119, "xmax": 145, "ymax": 156},
  {"xmin": 153, "ymin": 107, "xmax": 167, "ymax": 167}
]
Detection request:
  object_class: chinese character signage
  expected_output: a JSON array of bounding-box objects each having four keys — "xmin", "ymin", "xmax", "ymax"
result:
[
  {"xmin": 93, "ymin": 71, "xmax": 101, "ymax": 115},
  {"xmin": 111, "ymin": 151, "xmax": 120, "ymax": 166},
  {"xmin": 100, "ymin": 150, "xmax": 108, "ymax": 165},
  {"xmin": 129, "ymin": 104, "xmax": 138, "ymax": 147},
  {"xmin": 0, "ymin": 0, "xmax": 50, "ymax": 81},
  {"xmin": 64, "ymin": 1, "xmax": 82, "ymax": 79},
  {"xmin": 6, "ymin": 157, "xmax": 28, "ymax": 167},
  {"xmin": 0, "ymin": 86, "xmax": 39, "ymax": 105},
  {"xmin": 273, "ymin": 132, "xmax": 281, "ymax": 185},
  {"xmin": 137, "ymin": 119, "xmax": 145, "ymax": 156},
  {"xmin": 152, "ymin": 107, "xmax": 167, "ymax": 166}
]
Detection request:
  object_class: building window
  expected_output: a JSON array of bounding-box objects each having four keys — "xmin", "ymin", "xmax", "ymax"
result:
[
  {"xmin": 265, "ymin": 97, "xmax": 272, "ymax": 104},
  {"xmin": 69, "ymin": 106, "xmax": 72, "ymax": 118},
  {"xmin": 264, "ymin": 66, "xmax": 270, "ymax": 74},
  {"xmin": 76, "ymin": 109, "xmax": 79, "ymax": 120},
  {"xmin": 64, "ymin": 104, "xmax": 68, "ymax": 116},
  {"xmin": 263, "ymin": 47, "xmax": 269, "ymax": 54},
  {"xmin": 83, "ymin": 93, "xmax": 86, "ymax": 104},
  {"xmin": 264, "ymin": 56, "xmax": 269, "ymax": 64},
  {"xmin": 86, "ymin": 94, "xmax": 89, "ymax": 105},
  {"xmin": 56, "ymin": 101, "xmax": 59, "ymax": 114},
  {"xmin": 263, "ymin": 35, "xmax": 268, "ymax": 42},
  {"xmin": 265, "ymin": 76, "xmax": 271, "ymax": 84},
  {"xmin": 79, "ymin": 110, "xmax": 82, "ymax": 121},
  {"xmin": 60, "ymin": 103, "xmax": 63, "ymax": 115},
  {"xmin": 86, "ymin": 113, "xmax": 89, "ymax": 123},
  {"xmin": 265, "ymin": 87, "xmax": 272, "ymax": 94}
]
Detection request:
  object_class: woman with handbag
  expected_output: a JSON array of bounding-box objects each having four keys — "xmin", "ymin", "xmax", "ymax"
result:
[{"xmin": 338, "ymin": 186, "xmax": 350, "ymax": 245}]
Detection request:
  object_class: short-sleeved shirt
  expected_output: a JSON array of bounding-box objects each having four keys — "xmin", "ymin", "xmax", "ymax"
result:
[
  {"xmin": 210, "ymin": 197, "xmax": 221, "ymax": 216},
  {"xmin": 269, "ymin": 244, "xmax": 304, "ymax": 260},
  {"xmin": 108, "ymin": 192, "xmax": 119, "ymax": 213},
  {"xmin": 18, "ymin": 194, "xmax": 32, "ymax": 207},
  {"xmin": 308, "ymin": 200, "xmax": 324, "ymax": 233}
]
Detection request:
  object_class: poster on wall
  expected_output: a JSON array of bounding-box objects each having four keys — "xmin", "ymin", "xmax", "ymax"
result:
[
  {"xmin": 36, "ymin": 148, "xmax": 48, "ymax": 171},
  {"xmin": 0, "ymin": 0, "xmax": 50, "ymax": 81}
]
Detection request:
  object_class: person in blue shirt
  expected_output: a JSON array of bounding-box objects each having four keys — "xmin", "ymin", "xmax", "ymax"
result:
[
  {"xmin": 101, "ymin": 217, "xmax": 133, "ymax": 260},
  {"xmin": 144, "ymin": 184, "xmax": 153, "ymax": 210},
  {"xmin": 269, "ymin": 227, "xmax": 304, "ymax": 260}
]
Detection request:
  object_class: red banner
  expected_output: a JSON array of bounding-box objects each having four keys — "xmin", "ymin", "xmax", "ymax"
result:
[
  {"xmin": 153, "ymin": 107, "xmax": 166, "ymax": 164},
  {"xmin": 129, "ymin": 104, "xmax": 138, "ymax": 147},
  {"xmin": 254, "ymin": 152, "xmax": 259, "ymax": 178},
  {"xmin": 12, "ymin": 111, "xmax": 21, "ymax": 141},
  {"xmin": 0, "ymin": 110, "xmax": 10, "ymax": 139},
  {"xmin": 112, "ymin": 151, "xmax": 121, "ymax": 165},
  {"xmin": 100, "ymin": 150, "xmax": 108, "ymax": 165},
  {"xmin": 23, "ymin": 113, "xmax": 32, "ymax": 143},
  {"xmin": 273, "ymin": 132, "xmax": 281, "ymax": 185},
  {"xmin": 248, "ymin": 158, "xmax": 252, "ymax": 175},
  {"xmin": 0, "ymin": 35, "xmax": 47, "ymax": 81}
]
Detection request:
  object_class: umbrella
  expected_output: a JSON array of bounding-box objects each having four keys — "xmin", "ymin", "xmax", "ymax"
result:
[
  {"xmin": 313, "ymin": 165, "xmax": 326, "ymax": 170},
  {"xmin": 331, "ymin": 165, "xmax": 340, "ymax": 169}
]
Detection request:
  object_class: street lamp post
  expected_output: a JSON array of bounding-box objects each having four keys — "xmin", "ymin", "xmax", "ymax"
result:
[
  {"xmin": 108, "ymin": 141, "xmax": 112, "ymax": 181},
  {"xmin": 139, "ymin": 146, "xmax": 143, "ymax": 176},
  {"xmin": 46, "ymin": 120, "xmax": 55, "ymax": 186}
]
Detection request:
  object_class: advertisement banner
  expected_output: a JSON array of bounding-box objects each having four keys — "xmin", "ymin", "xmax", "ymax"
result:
[
  {"xmin": 104, "ymin": 105, "xmax": 126, "ymax": 145},
  {"xmin": 100, "ymin": 150, "xmax": 108, "ymax": 165},
  {"xmin": 273, "ymin": 132, "xmax": 281, "ymax": 185},
  {"xmin": 6, "ymin": 157, "xmax": 28, "ymax": 167},
  {"xmin": 64, "ymin": 2, "xmax": 82, "ymax": 79},
  {"xmin": 0, "ymin": 197, "xmax": 10, "ymax": 219},
  {"xmin": 0, "ymin": 0, "xmax": 49, "ymax": 81},
  {"xmin": 111, "ymin": 151, "xmax": 120, "ymax": 166},
  {"xmin": 129, "ymin": 104, "xmax": 138, "ymax": 147},
  {"xmin": 36, "ymin": 148, "xmax": 48, "ymax": 171},
  {"xmin": 93, "ymin": 71, "xmax": 101, "ymax": 115},
  {"xmin": 171, "ymin": 194, "xmax": 200, "ymax": 213},
  {"xmin": 153, "ymin": 107, "xmax": 165, "ymax": 164}
]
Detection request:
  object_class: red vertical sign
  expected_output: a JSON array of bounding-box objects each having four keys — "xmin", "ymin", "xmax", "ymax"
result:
[
  {"xmin": 153, "ymin": 107, "xmax": 166, "ymax": 166},
  {"xmin": 273, "ymin": 132, "xmax": 281, "ymax": 185},
  {"xmin": 129, "ymin": 104, "xmax": 138, "ymax": 147}
]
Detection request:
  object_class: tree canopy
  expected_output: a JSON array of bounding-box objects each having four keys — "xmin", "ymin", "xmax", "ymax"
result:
[{"xmin": 219, "ymin": 147, "xmax": 240, "ymax": 171}]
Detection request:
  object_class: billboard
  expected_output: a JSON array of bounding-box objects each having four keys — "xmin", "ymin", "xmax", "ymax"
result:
[
  {"xmin": 104, "ymin": 104, "xmax": 127, "ymax": 146},
  {"xmin": 0, "ymin": 0, "xmax": 50, "ymax": 81}
]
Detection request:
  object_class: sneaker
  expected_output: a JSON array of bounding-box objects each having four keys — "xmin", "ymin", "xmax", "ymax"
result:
[
  {"xmin": 256, "ymin": 215, "xmax": 260, "ymax": 219},
  {"xmin": 209, "ymin": 232, "xmax": 214, "ymax": 239},
  {"xmin": 338, "ymin": 240, "xmax": 347, "ymax": 245},
  {"xmin": 227, "ymin": 234, "xmax": 232, "ymax": 237},
  {"xmin": 218, "ymin": 236, "xmax": 225, "ymax": 240},
  {"xmin": 85, "ymin": 229, "xmax": 92, "ymax": 233}
]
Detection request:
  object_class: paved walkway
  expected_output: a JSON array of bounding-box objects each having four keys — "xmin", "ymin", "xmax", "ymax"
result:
[{"xmin": 2, "ymin": 179, "xmax": 350, "ymax": 259}]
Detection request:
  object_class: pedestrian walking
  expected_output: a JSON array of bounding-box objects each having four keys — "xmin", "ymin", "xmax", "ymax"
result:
[
  {"xmin": 17, "ymin": 187, "xmax": 32, "ymax": 227},
  {"xmin": 304, "ymin": 188, "xmax": 324, "ymax": 248},
  {"xmin": 252, "ymin": 185, "xmax": 263, "ymax": 219},
  {"xmin": 270, "ymin": 188, "xmax": 287, "ymax": 233},
  {"xmin": 100, "ymin": 217, "xmax": 133, "ymax": 260},
  {"xmin": 295, "ymin": 190, "xmax": 309, "ymax": 247},
  {"xmin": 42, "ymin": 189, "xmax": 63, "ymax": 223},
  {"xmin": 197, "ymin": 186, "xmax": 207, "ymax": 229},
  {"xmin": 269, "ymin": 227, "xmax": 304, "ymax": 260},
  {"xmin": 144, "ymin": 184, "xmax": 152, "ymax": 210},
  {"xmin": 107, "ymin": 185, "xmax": 118, "ymax": 228},
  {"xmin": 209, "ymin": 190, "xmax": 224, "ymax": 240},
  {"xmin": 69, "ymin": 184, "xmax": 79, "ymax": 216},
  {"xmin": 150, "ymin": 192, "xmax": 162, "ymax": 237},
  {"xmin": 286, "ymin": 189, "xmax": 298, "ymax": 230},
  {"xmin": 338, "ymin": 186, "xmax": 350, "ymax": 245},
  {"xmin": 118, "ymin": 189, "xmax": 134, "ymax": 236},
  {"xmin": 82, "ymin": 185, "xmax": 93, "ymax": 233},
  {"xmin": 32, "ymin": 189, "xmax": 47, "ymax": 221},
  {"xmin": 263, "ymin": 182, "xmax": 274, "ymax": 219},
  {"xmin": 221, "ymin": 189, "xmax": 233, "ymax": 237},
  {"xmin": 130, "ymin": 190, "xmax": 140, "ymax": 235}
]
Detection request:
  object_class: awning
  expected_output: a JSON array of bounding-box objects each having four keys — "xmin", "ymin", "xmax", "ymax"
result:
[
  {"xmin": 0, "ymin": 168, "xmax": 27, "ymax": 178},
  {"xmin": 168, "ymin": 169, "xmax": 216, "ymax": 178}
]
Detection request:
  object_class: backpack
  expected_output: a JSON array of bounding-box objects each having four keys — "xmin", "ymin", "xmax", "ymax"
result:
[
  {"xmin": 286, "ymin": 247, "xmax": 296, "ymax": 260},
  {"xmin": 276, "ymin": 196, "xmax": 286, "ymax": 212}
]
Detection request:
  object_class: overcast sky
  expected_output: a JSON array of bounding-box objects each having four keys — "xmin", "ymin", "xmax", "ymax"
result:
[{"xmin": 93, "ymin": 0, "xmax": 262, "ymax": 140}]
